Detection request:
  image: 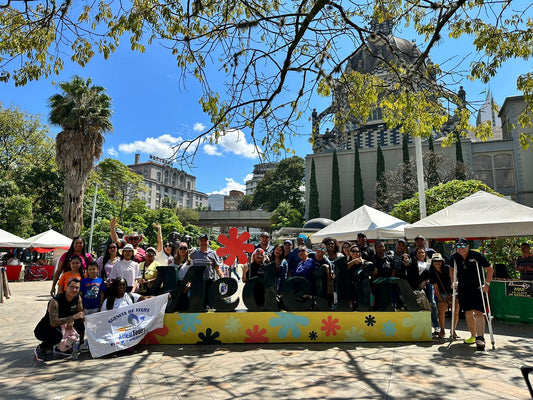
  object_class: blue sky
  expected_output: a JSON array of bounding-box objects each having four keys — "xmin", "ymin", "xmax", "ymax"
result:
[{"xmin": 1, "ymin": 21, "xmax": 530, "ymax": 195}]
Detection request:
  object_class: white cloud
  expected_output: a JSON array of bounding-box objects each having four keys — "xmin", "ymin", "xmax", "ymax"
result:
[
  {"xmin": 118, "ymin": 134, "xmax": 186, "ymax": 158},
  {"xmin": 244, "ymin": 173, "xmax": 253, "ymax": 182},
  {"xmin": 203, "ymin": 144, "xmax": 222, "ymax": 156},
  {"xmin": 107, "ymin": 147, "xmax": 118, "ymax": 157},
  {"xmin": 193, "ymin": 122, "xmax": 206, "ymax": 132},
  {"xmin": 202, "ymin": 129, "xmax": 260, "ymax": 159},
  {"xmin": 209, "ymin": 177, "xmax": 246, "ymax": 195}
]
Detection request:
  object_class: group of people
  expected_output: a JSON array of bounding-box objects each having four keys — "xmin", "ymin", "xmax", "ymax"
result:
[
  {"xmin": 240, "ymin": 232, "xmax": 495, "ymax": 351},
  {"xmin": 34, "ymin": 222, "xmax": 501, "ymax": 360}
]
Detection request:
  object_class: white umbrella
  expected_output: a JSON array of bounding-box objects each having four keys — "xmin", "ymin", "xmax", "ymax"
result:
[
  {"xmin": 26, "ymin": 229, "xmax": 72, "ymax": 249},
  {"xmin": 0, "ymin": 229, "xmax": 30, "ymax": 247},
  {"xmin": 311, "ymin": 205, "xmax": 407, "ymax": 243}
]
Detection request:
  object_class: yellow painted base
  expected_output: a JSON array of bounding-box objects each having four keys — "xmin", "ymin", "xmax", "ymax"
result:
[{"xmin": 142, "ymin": 311, "xmax": 432, "ymax": 344}]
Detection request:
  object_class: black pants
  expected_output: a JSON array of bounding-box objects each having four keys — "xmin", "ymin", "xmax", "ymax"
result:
[{"xmin": 34, "ymin": 319, "xmax": 85, "ymax": 350}]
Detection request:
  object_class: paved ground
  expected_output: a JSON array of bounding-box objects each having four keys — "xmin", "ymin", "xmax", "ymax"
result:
[{"xmin": 1, "ymin": 280, "xmax": 532, "ymax": 400}]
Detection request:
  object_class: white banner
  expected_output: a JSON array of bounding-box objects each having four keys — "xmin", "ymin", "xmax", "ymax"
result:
[{"xmin": 84, "ymin": 294, "xmax": 168, "ymax": 358}]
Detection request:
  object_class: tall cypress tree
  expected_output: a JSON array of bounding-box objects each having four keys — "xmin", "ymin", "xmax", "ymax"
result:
[
  {"xmin": 455, "ymin": 131, "xmax": 466, "ymax": 180},
  {"xmin": 308, "ymin": 158, "xmax": 320, "ymax": 219},
  {"xmin": 376, "ymin": 143, "xmax": 387, "ymax": 210},
  {"xmin": 353, "ymin": 140, "xmax": 364, "ymax": 209},
  {"xmin": 427, "ymin": 134, "xmax": 439, "ymax": 188},
  {"xmin": 428, "ymin": 134, "xmax": 435, "ymax": 152},
  {"xmin": 331, "ymin": 149, "xmax": 341, "ymax": 220},
  {"xmin": 402, "ymin": 133, "xmax": 413, "ymax": 200}
]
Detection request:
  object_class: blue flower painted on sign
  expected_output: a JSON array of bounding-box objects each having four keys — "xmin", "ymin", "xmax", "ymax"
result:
[
  {"xmin": 382, "ymin": 321, "xmax": 397, "ymax": 337},
  {"xmin": 269, "ymin": 312, "xmax": 309, "ymax": 339},
  {"xmin": 344, "ymin": 327, "xmax": 366, "ymax": 342},
  {"xmin": 176, "ymin": 313, "xmax": 202, "ymax": 333}
]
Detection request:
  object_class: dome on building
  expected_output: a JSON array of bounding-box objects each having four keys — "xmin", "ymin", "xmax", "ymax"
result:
[
  {"xmin": 346, "ymin": 35, "xmax": 425, "ymax": 76},
  {"xmin": 303, "ymin": 218, "xmax": 335, "ymax": 230}
]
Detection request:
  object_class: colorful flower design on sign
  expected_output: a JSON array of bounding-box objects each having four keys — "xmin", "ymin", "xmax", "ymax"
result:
[
  {"xmin": 224, "ymin": 316, "xmax": 241, "ymax": 333},
  {"xmin": 382, "ymin": 321, "xmax": 397, "ymax": 337},
  {"xmin": 216, "ymin": 227, "xmax": 256, "ymax": 266},
  {"xmin": 244, "ymin": 325, "xmax": 269, "ymax": 343},
  {"xmin": 402, "ymin": 312, "xmax": 431, "ymax": 339},
  {"xmin": 269, "ymin": 312, "xmax": 309, "ymax": 339},
  {"xmin": 321, "ymin": 315, "xmax": 341, "ymax": 336},
  {"xmin": 365, "ymin": 315, "xmax": 376, "ymax": 326},
  {"xmin": 197, "ymin": 328, "xmax": 222, "ymax": 344},
  {"xmin": 176, "ymin": 313, "xmax": 202, "ymax": 333},
  {"xmin": 344, "ymin": 327, "xmax": 366, "ymax": 342},
  {"xmin": 308, "ymin": 331, "xmax": 318, "ymax": 341},
  {"xmin": 142, "ymin": 325, "xmax": 169, "ymax": 344}
]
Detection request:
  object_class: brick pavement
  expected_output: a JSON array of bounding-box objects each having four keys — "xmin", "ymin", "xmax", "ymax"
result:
[{"xmin": 0, "ymin": 280, "xmax": 532, "ymax": 400}]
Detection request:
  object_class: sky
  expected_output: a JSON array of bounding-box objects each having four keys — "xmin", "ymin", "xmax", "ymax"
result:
[{"xmin": 1, "ymin": 13, "xmax": 531, "ymax": 196}]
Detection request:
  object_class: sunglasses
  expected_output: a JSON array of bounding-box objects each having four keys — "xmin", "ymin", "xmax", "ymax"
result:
[
  {"xmin": 108, "ymin": 246, "xmax": 117, "ymax": 249},
  {"xmin": 164, "ymin": 244, "xmax": 172, "ymax": 248},
  {"xmin": 456, "ymin": 244, "xmax": 467, "ymax": 248},
  {"xmin": 129, "ymin": 236, "xmax": 140, "ymax": 241},
  {"xmin": 351, "ymin": 249, "xmax": 360, "ymax": 253},
  {"xmin": 298, "ymin": 249, "xmax": 307, "ymax": 253},
  {"xmin": 146, "ymin": 252, "xmax": 155, "ymax": 256},
  {"xmin": 317, "ymin": 247, "xmax": 326, "ymax": 252},
  {"xmin": 179, "ymin": 247, "xmax": 188, "ymax": 250}
]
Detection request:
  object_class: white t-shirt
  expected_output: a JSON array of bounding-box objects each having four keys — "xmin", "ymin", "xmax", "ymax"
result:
[
  {"xmin": 156, "ymin": 250, "xmax": 174, "ymax": 265},
  {"xmin": 109, "ymin": 260, "xmax": 140, "ymax": 286},
  {"xmin": 102, "ymin": 292, "xmax": 141, "ymax": 310}
]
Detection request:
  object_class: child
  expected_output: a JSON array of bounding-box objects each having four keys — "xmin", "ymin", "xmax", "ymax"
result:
[
  {"xmin": 80, "ymin": 261, "xmax": 105, "ymax": 314},
  {"xmin": 79, "ymin": 261, "xmax": 105, "ymax": 352},
  {"xmin": 57, "ymin": 256, "xmax": 85, "ymax": 294}
]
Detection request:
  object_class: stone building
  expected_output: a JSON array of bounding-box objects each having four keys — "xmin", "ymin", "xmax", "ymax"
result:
[
  {"xmin": 128, "ymin": 154, "xmax": 208, "ymax": 210},
  {"xmin": 305, "ymin": 21, "xmax": 533, "ymax": 219}
]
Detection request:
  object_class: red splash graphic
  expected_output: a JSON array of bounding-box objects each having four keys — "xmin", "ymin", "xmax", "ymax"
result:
[
  {"xmin": 216, "ymin": 227, "xmax": 255, "ymax": 266},
  {"xmin": 244, "ymin": 324, "xmax": 269, "ymax": 343},
  {"xmin": 321, "ymin": 316, "xmax": 341, "ymax": 336}
]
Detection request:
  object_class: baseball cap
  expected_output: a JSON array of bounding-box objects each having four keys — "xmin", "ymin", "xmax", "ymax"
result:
[
  {"xmin": 260, "ymin": 232, "xmax": 270, "ymax": 237},
  {"xmin": 145, "ymin": 246, "xmax": 156, "ymax": 254},
  {"xmin": 198, "ymin": 234, "xmax": 209, "ymax": 240},
  {"xmin": 414, "ymin": 235, "xmax": 425, "ymax": 241},
  {"xmin": 455, "ymin": 238, "xmax": 468, "ymax": 245},
  {"xmin": 284, "ymin": 239, "xmax": 293, "ymax": 245},
  {"xmin": 397, "ymin": 238, "xmax": 407, "ymax": 244}
]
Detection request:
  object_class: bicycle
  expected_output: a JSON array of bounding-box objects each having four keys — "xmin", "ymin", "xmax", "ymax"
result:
[{"xmin": 22, "ymin": 264, "xmax": 49, "ymax": 281}]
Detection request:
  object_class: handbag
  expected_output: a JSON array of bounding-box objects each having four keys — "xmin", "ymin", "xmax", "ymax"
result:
[
  {"xmin": 413, "ymin": 290, "xmax": 431, "ymax": 311},
  {"xmin": 57, "ymin": 323, "xmax": 79, "ymax": 352}
]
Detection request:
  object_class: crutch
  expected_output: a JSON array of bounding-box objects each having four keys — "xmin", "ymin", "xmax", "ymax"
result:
[
  {"xmin": 450, "ymin": 258, "xmax": 458, "ymax": 341},
  {"xmin": 475, "ymin": 260, "xmax": 495, "ymax": 350}
]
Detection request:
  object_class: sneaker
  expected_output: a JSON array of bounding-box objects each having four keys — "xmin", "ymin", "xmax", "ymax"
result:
[
  {"xmin": 476, "ymin": 337, "xmax": 486, "ymax": 350},
  {"xmin": 54, "ymin": 346, "xmax": 73, "ymax": 356},
  {"xmin": 79, "ymin": 342, "xmax": 89, "ymax": 353},
  {"xmin": 34, "ymin": 345, "xmax": 46, "ymax": 362},
  {"xmin": 464, "ymin": 336, "xmax": 476, "ymax": 344},
  {"xmin": 44, "ymin": 348, "xmax": 54, "ymax": 361}
]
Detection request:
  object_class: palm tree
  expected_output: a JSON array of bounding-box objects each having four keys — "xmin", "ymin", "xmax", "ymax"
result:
[{"xmin": 49, "ymin": 76, "xmax": 113, "ymax": 237}]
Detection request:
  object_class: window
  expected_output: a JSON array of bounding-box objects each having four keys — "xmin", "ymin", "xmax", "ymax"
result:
[
  {"xmin": 473, "ymin": 153, "xmax": 515, "ymax": 191},
  {"xmin": 157, "ymin": 172, "xmax": 161, "ymax": 182}
]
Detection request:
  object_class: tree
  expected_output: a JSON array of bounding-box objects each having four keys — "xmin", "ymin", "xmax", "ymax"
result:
[
  {"xmin": 375, "ymin": 143, "xmax": 387, "ymax": 211},
  {"xmin": 0, "ymin": 180, "xmax": 33, "ymax": 236},
  {"xmin": 308, "ymin": 159, "xmax": 320, "ymax": 219},
  {"xmin": 330, "ymin": 149, "xmax": 341, "ymax": 220},
  {"xmin": 455, "ymin": 131, "xmax": 467, "ymax": 181},
  {"xmin": 391, "ymin": 180, "xmax": 497, "ymax": 223},
  {"xmin": 353, "ymin": 143, "xmax": 364, "ymax": 209},
  {"xmin": 50, "ymin": 76, "xmax": 113, "ymax": 237},
  {"xmin": 426, "ymin": 135, "xmax": 440, "ymax": 188},
  {"xmin": 252, "ymin": 157, "xmax": 305, "ymax": 213},
  {"xmin": 0, "ymin": 104, "xmax": 55, "ymax": 177},
  {"xmin": 401, "ymin": 133, "xmax": 414, "ymax": 200},
  {"xmin": 96, "ymin": 158, "xmax": 146, "ymax": 220},
  {"xmin": 237, "ymin": 194, "xmax": 254, "ymax": 211},
  {"xmin": 3, "ymin": 1, "xmax": 533, "ymax": 158},
  {"xmin": 271, "ymin": 202, "xmax": 304, "ymax": 229}
]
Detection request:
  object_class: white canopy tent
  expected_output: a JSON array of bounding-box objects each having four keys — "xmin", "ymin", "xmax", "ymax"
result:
[
  {"xmin": 311, "ymin": 205, "xmax": 408, "ymax": 243},
  {"xmin": 0, "ymin": 229, "xmax": 30, "ymax": 248},
  {"xmin": 26, "ymin": 229, "xmax": 72, "ymax": 250},
  {"xmin": 404, "ymin": 191, "xmax": 533, "ymax": 240}
]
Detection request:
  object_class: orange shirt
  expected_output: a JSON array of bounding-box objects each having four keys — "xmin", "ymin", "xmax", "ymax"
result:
[{"xmin": 58, "ymin": 270, "xmax": 85, "ymax": 291}]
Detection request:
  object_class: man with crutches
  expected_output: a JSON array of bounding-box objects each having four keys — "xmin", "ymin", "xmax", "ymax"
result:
[{"xmin": 450, "ymin": 238, "xmax": 494, "ymax": 350}]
